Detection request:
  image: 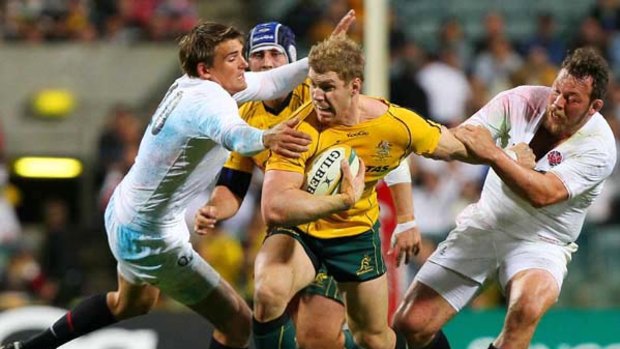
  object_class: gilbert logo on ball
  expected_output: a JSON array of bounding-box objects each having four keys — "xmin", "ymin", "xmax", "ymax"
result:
[{"xmin": 304, "ymin": 145, "xmax": 360, "ymax": 195}]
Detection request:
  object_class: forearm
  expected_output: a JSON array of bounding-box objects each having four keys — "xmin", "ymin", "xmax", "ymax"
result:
[
  {"xmin": 489, "ymin": 151, "xmax": 559, "ymax": 207},
  {"xmin": 429, "ymin": 127, "xmax": 480, "ymax": 164},
  {"xmin": 208, "ymin": 186, "xmax": 243, "ymax": 221},
  {"xmin": 260, "ymin": 58, "xmax": 309, "ymax": 99},
  {"xmin": 235, "ymin": 58, "xmax": 309, "ymax": 102},
  {"xmin": 262, "ymin": 189, "xmax": 350, "ymax": 226},
  {"xmin": 221, "ymin": 122, "xmax": 265, "ymax": 156},
  {"xmin": 388, "ymin": 182, "xmax": 415, "ymax": 223}
]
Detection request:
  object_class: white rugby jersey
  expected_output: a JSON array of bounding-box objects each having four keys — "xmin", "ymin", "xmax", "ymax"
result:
[
  {"xmin": 110, "ymin": 59, "xmax": 308, "ymax": 229},
  {"xmin": 458, "ymin": 85, "xmax": 616, "ymax": 244}
]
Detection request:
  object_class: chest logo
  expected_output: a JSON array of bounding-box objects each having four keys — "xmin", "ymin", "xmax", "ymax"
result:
[
  {"xmin": 372, "ymin": 140, "xmax": 392, "ymax": 161},
  {"xmin": 547, "ymin": 150, "xmax": 563, "ymax": 167}
]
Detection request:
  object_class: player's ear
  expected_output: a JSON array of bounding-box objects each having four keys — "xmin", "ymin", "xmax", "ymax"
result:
[
  {"xmin": 351, "ymin": 77, "xmax": 362, "ymax": 95},
  {"xmin": 197, "ymin": 62, "xmax": 211, "ymax": 79},
  {"xmin": 590, "ymin": 98, "xmax": 604, "ymax": 115}
]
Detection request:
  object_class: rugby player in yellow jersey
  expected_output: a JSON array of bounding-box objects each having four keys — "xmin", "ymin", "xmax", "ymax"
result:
[
  {"xmin": 253, "ymin": 35, "xmax": 478, "ymax": 349},
  {"xmin": 194, "ymin": 18, "xmax": 421, "ymax": 349}
]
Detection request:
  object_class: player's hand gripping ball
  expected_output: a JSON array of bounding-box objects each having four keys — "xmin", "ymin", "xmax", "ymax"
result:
[{"xmin": 304, "ymin": 145, "xmax": 360, "ymax": 195}]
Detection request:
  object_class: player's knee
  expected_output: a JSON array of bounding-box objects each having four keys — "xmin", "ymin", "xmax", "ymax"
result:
[
  {"xmin": 296, "ymin": 326, "xmax": 341, "ymax": 349},
  {"xmin": 219, "ymin": 309, "xmax": 252, "ymax": 343},
  {"xmin": 110, "ymin": 294, "xmax": 156, "ymax": 319},
  {"xmin": 506, "ymin": 298, "xmax": 546, "ymax": 329},
  {"xmin": 392, "ymin": 313, "xmax": 436, "ymax": 345},
  {"xmin": 253, "ymin": 281, "xmax": 290, "ymax": 320},
  {"xmin": 351, "ymin": 329, "xmax": 388, "ymax": 349}
]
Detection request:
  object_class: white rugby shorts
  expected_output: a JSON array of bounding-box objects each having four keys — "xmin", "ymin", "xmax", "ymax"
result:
[
  {"xmin": 415, "ymin": 226, "xmax": 577, "ymax": 311},
  {"xmin": 104, "ymin": 199, "xmax": 221, "ymax": 305}
]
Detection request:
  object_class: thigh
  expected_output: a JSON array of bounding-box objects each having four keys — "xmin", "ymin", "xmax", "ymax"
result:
[
  {"xmin": 302, "ymin": 264, "xmax": 344, "ymax": 304},
  {"xmin": 505, "ymin": 268, "xmax": 559, "ymax": 318},
  {"xmin": 339, "ymin": 275, "xmax": 389, "ymax": 335},
  {"xmin": 413, "ymin": 261, "xmax": 482, "ymax": 311},
  {"xmin": 156, "ymin": 244, "xmax": 222, "ymax": 305},
  {"xmin": 317, "ymin": 228, "xmax": 386, "ymax": 283},
  {"xmin": 426, "ymin": 227, "xmax": 497, "ymax": 285},
  {"xmin": 254, "ymin": 230, "xmax": 317, "ymax": 295},
  {"xmin": 394, "ymin": 271, "xmax": 461, "ymax": 333},
  {"xmin": 187, "ymin": 276, "xmax": 251, "ymax": 329},
  {"xmin": 295, "ymin": 292, "xmax": 346, "ymax": 339},
  {"xmin": 499, "ymin": 239, "xmax": 573, "ymax": 293}
]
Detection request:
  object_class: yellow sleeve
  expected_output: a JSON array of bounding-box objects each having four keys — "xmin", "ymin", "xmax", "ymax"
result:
[{"xmin": 395, "ymin": 107, "xmax": 442, "ymax": 156}]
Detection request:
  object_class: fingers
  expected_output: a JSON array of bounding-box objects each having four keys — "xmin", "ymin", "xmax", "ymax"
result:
[
  {"xmin": 285, "ymin": 116, "xmax": 301, "ymax": 127},
  {"xmin": 273, "ymin": 147, "xmax": 302, "ymax": 159},
  {"xmin": 340, "ymin": 159, "xmax": 352, "ymax": 183},
  {"xmin": 331, "ymin": 9, "xmax": 356, "ymax": 37},
  {"xmin": 356, "ymin": 158, "xmax": 366, "ymax": 178},
  {"xmin": 286, "ymin": 129, "xmax": 312, "ymax": 144},
  {"xmin": 194, "ymin": 206, "xmax": 217, "ymax": 235}
]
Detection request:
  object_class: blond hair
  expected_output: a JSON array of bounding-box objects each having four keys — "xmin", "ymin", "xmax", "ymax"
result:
[{"xmin": 308, "ymin": 35, "xmax": 364, "ymax": 83}]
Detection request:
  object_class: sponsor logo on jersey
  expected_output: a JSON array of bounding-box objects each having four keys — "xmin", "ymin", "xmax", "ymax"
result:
[
  {"xmin": 347, "ymin": 130, "xmax": 369, "ymax": 138},
  {"xmin": 366, "ymin": 165, "xmax": 390, "ymax": 173}
]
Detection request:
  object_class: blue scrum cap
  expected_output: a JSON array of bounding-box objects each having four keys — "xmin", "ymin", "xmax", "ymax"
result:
[{"xmin": 245, "ymin": 22, "xmax": 297, "ymax": 63}]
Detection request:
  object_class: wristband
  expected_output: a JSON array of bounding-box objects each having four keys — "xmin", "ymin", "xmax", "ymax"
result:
[{"xmin": 391, "ymin": 220, "xmax": 417, "ymax": 247}]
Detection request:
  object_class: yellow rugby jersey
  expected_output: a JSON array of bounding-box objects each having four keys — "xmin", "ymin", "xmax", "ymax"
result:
[
  {"xmin": 223, "ymin": 80, "xmax": 311, "ymax": 173},
  {"xmin": 266, "ymin": 98, "xmax": 442, "ymax": 239}
]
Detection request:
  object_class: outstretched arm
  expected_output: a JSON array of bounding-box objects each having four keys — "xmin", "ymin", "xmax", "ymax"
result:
[{"xmin": 426, "ymin": 126, "xmax": 477, "ymax": 163}]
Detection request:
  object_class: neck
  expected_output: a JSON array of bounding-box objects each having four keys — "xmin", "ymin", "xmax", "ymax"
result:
[
  {"xmin": 341, "ymin": 96, "xmax": 361, "ymax": 126},
  {"xmin": 264, "ymin": 98, "xmax": 284, "ymax": 111}
]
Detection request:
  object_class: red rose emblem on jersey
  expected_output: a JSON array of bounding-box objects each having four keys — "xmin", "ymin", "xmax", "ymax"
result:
[{"xmin": 547, "ymin": 151, "xmax": 563, "ymax": 167}]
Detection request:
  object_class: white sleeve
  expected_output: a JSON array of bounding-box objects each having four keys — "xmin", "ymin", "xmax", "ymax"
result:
[
  {"xmin": 462, "ymin": 90, "xmax": 511, "ymax": 139},
  {"xmin": 233, "ymin": 58, "xmax": 309, "ymax": 104},
  {"xmin": 549, "ymin": 144, "xmax": 615, "ymax": 199},
  {"xmin": 384, "ymin": 159, "xmax": 412, "ymax": 186},
  {"xmin": 198, "ymin": 93, "xmax": 265, "ymax": 156}
]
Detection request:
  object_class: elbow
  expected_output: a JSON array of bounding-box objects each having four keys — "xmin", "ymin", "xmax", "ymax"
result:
[
  {"xmin": 262, "ymin": 202, "xmax": 289, "ymax": 226},
  {"xmin": 527, "ymin": 193, "xmax": 556, "ymax": 208}
]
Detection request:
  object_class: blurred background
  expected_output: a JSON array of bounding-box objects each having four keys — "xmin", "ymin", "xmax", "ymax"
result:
[{"xmin": 0, "ymin": 0, "xmax": 619, "ymax": 348}]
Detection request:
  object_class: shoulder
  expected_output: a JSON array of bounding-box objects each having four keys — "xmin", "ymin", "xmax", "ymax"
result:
[
  {"xmin": 584, "ymin": 114, "xmax": 617, "ymax": 157},
  {"xmin": 496, "ymin": 85, "xmax": 551, "ymax": 106}
]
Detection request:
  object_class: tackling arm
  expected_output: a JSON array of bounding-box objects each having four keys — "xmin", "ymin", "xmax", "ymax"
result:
[{"xmin": 455, "ymin": 124, "xmax": 569, "ymax": 207}]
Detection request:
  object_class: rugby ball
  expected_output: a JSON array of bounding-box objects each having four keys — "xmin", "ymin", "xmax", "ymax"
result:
[{"xmin": 304, "ymin": 145, "xmax": 360, "ymax": 195}]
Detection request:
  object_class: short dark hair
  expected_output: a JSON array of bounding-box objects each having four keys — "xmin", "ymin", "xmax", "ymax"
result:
[
  {"xmin": 178, "ymin": 22, "xmax": 244, "ymax": 77},
  {"xmin": 561, "ymin": 47, "xmax": 610, "ymax": 101}
]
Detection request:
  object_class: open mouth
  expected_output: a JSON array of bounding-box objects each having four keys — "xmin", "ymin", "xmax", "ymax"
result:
[{"xmin": 315, "ymin": 104, "xmax": 333, "ymax": 113}]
